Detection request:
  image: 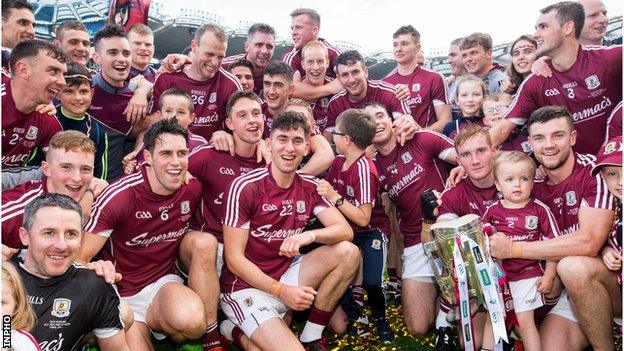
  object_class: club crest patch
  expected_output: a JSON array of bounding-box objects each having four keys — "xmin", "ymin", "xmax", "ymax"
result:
[
  {"xmin": 51, "ymin": 298, "xmax": 71, "ymax": 318},
  {"xmin": 296, "ymin": 201, "xmax": 306, "ymax": 214},
  {"xmin": 565, "ymin": 191, "xmax": 577, "ymax": 206},
  {"xmin": 585, "ymin": 75, "xmax": 600, "ymax": 90},
  {"xmin": 26, "ymin": 126, "xmax": 38, "ymax": 140},
  {"xmin": 181, "ymin": 201, "xmax": 190, "ymax": 214},
  {"xmin": 525, "ymin": 215, "xmax": 538, "ymax": 230},
  {"xmin": 401, "ymin": 152, "xmax": 412, "ymax": 164}
]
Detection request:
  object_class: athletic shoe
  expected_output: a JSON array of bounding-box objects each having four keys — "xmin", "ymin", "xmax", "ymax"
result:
[
  {"xmin": 355, "ymin": 315, "xmax": 369, "ymax": 325},
  {"xmin": 374, "ymin": 318, "xmax": 394, "ymax": 344},
  {"xmin": 435, "ymin": 327, "xmax": 458, "ymax": 351},
  {"xmin": 346, "ymin": 320, "xmax": 371, "ymax": 337},
  {"xmin": 302, "ymin": 337, "xmax": 330, "ymax": 351}
]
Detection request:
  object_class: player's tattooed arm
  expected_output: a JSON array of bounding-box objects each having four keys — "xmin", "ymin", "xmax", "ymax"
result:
[{"xmin": 298, "ymin": 134, "xmax": 334, "ymax": 176}]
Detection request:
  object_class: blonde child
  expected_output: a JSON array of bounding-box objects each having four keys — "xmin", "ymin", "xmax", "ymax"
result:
[
  {"xmin": 2, "ymin": 262, "xmax": 40, "ymax": 351},
  {"xmin": 482, "ymin": 151, "xmax": 561, "ymax": 351},
  {"xmin": 443, "ymin": 75, "xmax": 486, "ymax": 139}
]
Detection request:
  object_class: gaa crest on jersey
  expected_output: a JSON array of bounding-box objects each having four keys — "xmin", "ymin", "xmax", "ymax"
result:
[
  {"xmin": 346, "ymin": 186, "xmax": 355, "ymax": 197},
  {"xmin": 296, "ymin": 201, "xmax": 306, "ymax": 214},
  {"xmin": 51, "ymin": 298, "xmax": 71, "ymax": 318},
  {"xmin": 565, "ymin": 191, "xmax": 577, "ymax": 206},
  {"xmin": 209, "ymin": 92, "xmax": 217, "ymax": 103},
  {"xmin": 401, "ymin": 151, "xmax": 412, "ymax": 164},
  {"xmin": 604, "ymin": 141, "xmax": 617, "ymax": 155},
  {"xmin": 521, "ymin": 142, "xmax": 532, "ymax": 153},
  {"xmin": 181, "ymin": 201, "xmax": 190, "ymax": 214},
  {"xmin": 411, "ymin": 83, "xmax": 421, "ymax": 92},
  {"xmin": 584, "ymin": 75, "xmax": 600, "ymax": 90},
  {"xmin": 25, "ymin": 126, "xmax": 38, "ymax": 140},
  {"xmin": 321, "ymin": 97, "xmax": 329, "ymax": 108},
  {"xmin": 525, "ymin": 216, "xmax": 538, "ymax": 230}
]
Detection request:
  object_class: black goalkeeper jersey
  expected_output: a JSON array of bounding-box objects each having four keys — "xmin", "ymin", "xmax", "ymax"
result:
[{"xmin": 13, "ymin": 257, "xmax": 123, "ymax": 351}]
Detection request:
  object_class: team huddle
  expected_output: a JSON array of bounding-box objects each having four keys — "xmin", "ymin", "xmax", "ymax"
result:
[{"xmin": 0, "ymin": 0, "xmax": 622, "ymax": 351}]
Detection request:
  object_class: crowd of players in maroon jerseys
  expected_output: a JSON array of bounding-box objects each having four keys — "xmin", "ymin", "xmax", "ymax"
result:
[{"xmin": 0, "ymin": 0, "xmax": 622, "ymax": 350}]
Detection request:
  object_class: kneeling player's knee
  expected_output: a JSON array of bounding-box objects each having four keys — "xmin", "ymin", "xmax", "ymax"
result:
[
  {"xmin": 334, "ymin": 241, "xmax": 360, "ymax": 267},
  {"xmin": 557, "ymin": 257, "xmax": 594, "ymax": 290},
  {"xmin": 168, "ymin": 298, "xmax": 207, "ymax": 338},
  {"xmin": 187, "ymin": 233, "xmax": 218, "ymax": 261}
]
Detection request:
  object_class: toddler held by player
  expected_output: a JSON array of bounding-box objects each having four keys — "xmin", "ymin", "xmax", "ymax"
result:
[{"xmin": 482, "ymin": 151, "xmax": 561, "ymax": 351}]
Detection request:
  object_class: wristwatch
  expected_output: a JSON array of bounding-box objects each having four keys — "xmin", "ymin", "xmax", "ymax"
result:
[{"xmin": 334, "ymin": 196, "xmax": 345, "ymax": 207}]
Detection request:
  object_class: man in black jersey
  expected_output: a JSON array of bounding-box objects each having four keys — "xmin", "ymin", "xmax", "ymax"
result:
[{"xmin": 13, "ymin": 193, "xmax": 130, "ymax": 351}]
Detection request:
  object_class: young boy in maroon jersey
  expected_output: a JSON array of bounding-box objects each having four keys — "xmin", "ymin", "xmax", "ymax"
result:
[
  {"xmin": 122, "ymin": 88, "xmax": 207, "ymax": 174},
  {"xmin": 220, "ymin": 111, "xmax": 359, "ymax": 351},
  {"xmin": 482, "ymin": 151, "xmax": 561, "ymax": 351},
  {"xmin": 316, "ymin": 109, "xmax": 394, "ymax": 343}
]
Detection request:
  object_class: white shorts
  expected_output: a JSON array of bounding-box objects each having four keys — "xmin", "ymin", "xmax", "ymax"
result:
[
  {"xmin": 220, "ymin": 256, "xmax": 302, "ymax": 337},
  {"xmin": 123, "ymin": 274, "xmax": 184, "ymax": 340},
  {"xmin": 402, "ymin": 243, "xmax": 434, "ymax": 282},
  {"xmin": 509, "ymin": 277, "xmax": 544, "ymax": 313},
  {"xmin": 216, "ymin": 242, "xmax": 224, "ymax": 278},
  {"xmin": 548, "ymin": 290, "xmax": 579, "ymax": 323}
]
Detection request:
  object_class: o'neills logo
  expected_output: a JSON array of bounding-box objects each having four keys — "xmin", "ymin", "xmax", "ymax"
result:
[
  {"xmin": 125, "ymin": 225, "xmax": 188, "ymax": 247},
  {"xmin": 571, "ymin": 96, "xmax": 612, "ymax": 122},
  {"xmin": 250, "ymin": 224, "xmax": 304, "ymax": 242}
]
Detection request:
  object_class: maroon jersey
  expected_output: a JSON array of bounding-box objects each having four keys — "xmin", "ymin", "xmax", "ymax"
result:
[
  {"xmin": 438, "ymin": 176, "xmax": 501, "ymax": 220},
  {"xmin": 281, "ymin": 38, "xmax": 341, "ymax": 79},
  {"xmin": 384, "ymin": 66, "xmax": 449, "ymax": 128},
  {"xmin": 326, "ymin": 80, "xmax": 410, "ymax": 130},
  {"xmin": 482, "ymin": 199, "xmax": 560, "ymax": 281},
  {"xmin": 1, "ymin": 179, "xmax": 46, "ymax": 248},
  {"xmin": 150, "ymin": 68, "xmax": 242, "ymax": 140},
  {"xmin": 498, "ymin": 132, "xmax": 532, "ymax": 155},
  {"xmin": 134, "ymin": 131, "xmax": 207, "ymax": 165},
  {"xmin": 606, "ymin": 101, "xmax": 622, "ymax": 143},
  {"xmin": 374, "ymin": 131, "xmax": 454, "ymax": 247},
  {"xmin": 532, "ymin": 153, "xmax": 613, "ymax": 236},
  {"xmin": 503, "ymin": 45, "xmax": 622, "ymax": 154},
  {"xmin": 127, "ymin": 66, "xmax": 157, "ymax": 84},
  {"xmin": 220, "ymin": 167, "xmax": 331, "ymax": 293},
  {"xmin": 324, "ymin": 154, "xmax": 386, "ymax": 234},
  {"xmin": 309, "ymin": 76, "xmax": 334, "ymax": 133},
  {"xmin": 261, "ymin": 102, "xmax": 276, "ymax": 139},
  {"xmin": 84, "ymin": 167, "xmax": 202, "ymax": 296},
  {"xmin": 188, "ymin": 144, "xmax": 265, "ymax": 242},
  {"xmin": 221, "ymin": 53, "xmax": 264, "ymax": 96},
  {"xmin": 1, "ymin": 79, "xmax": 62, "ymax": 167}
]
